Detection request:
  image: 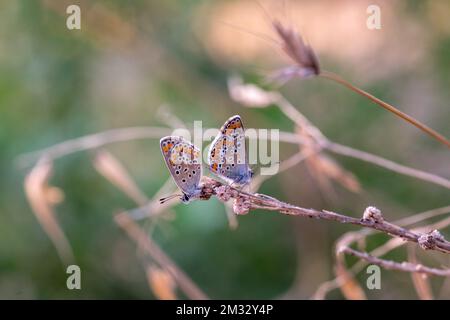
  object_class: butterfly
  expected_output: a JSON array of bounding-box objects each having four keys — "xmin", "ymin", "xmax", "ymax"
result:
[
  {"xmin": 159, "ymin": 136, "xmax": 203, "ymax": 203},
  {"xmin": 208, "ymin": 115, "xmax": 253, "ymax": 186}
]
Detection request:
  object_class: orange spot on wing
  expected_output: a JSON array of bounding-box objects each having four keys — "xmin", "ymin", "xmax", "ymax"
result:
[
  {"xmin": 227, "ymin": 122, "xmax": 242, "ymax": 130},
  {"xmin": 162, "ymin": 143, "xmax": 174, "ymax": 153}
]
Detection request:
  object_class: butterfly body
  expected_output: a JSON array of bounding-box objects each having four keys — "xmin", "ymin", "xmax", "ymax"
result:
[
  {"xmin": 208, "ymin": 115, "xmax": 253, "ymax": 186},
  {"xmin": 160, "ymin": 136, "xmax": 203, "ymax": 203}
]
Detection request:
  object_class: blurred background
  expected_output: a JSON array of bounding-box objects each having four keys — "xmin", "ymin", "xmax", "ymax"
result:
[{"xmin": 1, "ymin": 0, "xmax": 449, "ymax": 299}]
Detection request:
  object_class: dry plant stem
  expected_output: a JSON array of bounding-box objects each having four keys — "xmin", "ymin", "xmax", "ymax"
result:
[
  {"xmin": 17, "ymin": 127, "xmax": 303, "ymax": 165},
  {"xmin": 408, "ymin": 246, "xmax": 434, "ymax": 300},
  {"xmin": 201, "ymin": 178, "xmax": 450, "ymax": 253},
  {"xmin": 269, "ymin": 87, "xmax": 450, "ymax": 190},
  {"xmin": 114, "ymin": 213, "xmax": 209, "ymax": 300},
  {"xmin": 273, "ymin": 93, "xmax": 326, "ymax": 143},
  {"xmin": 251, "ymin": 149, "xmax": 320, "ymax": 190},
  {"xmin": 325, "ymin": 142, "xmax": 450, "ymax": 189},
  {"xmin": 342, "ymin": 247, "xmax": 450, "ymax": 277},
  {"xmin": 24, "ymin": 158, "xmax": 74, "ymax": 265},
  {"xmin": 18, "ymin": 127, "xmax": 174, "ymax": 165},
  {"xmin": 319, "ymin": 70, "xmax": 450, "ymax": 149},
  {"xmin": 19, "ymin": 126, "xmax": 450, "ymax": 190},
  {"xmin": 313, "ymin": 205, "xmax": 450, "ymax": 299},
  {"xmin": 395, "ymin": 205, "xmax": 450, "ymax": 228}
]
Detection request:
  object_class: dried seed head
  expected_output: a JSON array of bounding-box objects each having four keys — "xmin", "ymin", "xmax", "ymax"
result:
[
  {"xmin": 147, "ymin": 266, "xmax": 176, "ymax": 300},
  {"xmin": 271, "ymin": 20, "xmax": 320, "ymax": 80},
  {"xmin": 362, "ymin": 206, "xmax": 383, "ymax": 223},
  {"xmin": 233, "ymin": 197, "xmax": 250, "ymax": 215},
  {"xmin": 215, "ymin": 185, "xmax": 232, "ymax": 202},
  {"xmin": 418, "ymin": 230, "xmax": 445, "ymax": 250},
  {"xmin": 228, "ymin": 76, "xmax": 275, "ymax": 108}
]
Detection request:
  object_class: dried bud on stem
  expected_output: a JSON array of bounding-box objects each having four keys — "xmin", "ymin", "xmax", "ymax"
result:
[
  {"xmin": 362, "ymin": 206, "xmax": 384, "ymax": 223},
  {"xmin": 418, "ymin": 230, "xmax": 445, "ymax": 250}
]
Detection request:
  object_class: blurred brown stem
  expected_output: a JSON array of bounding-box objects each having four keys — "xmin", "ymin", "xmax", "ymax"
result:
[
  {"xmin": 114, "ymin": 213, "xmax": 209, "ymax": 300},
  {"xmin": 342, "ymin": 247, "xmax": 450, "ymax": 277},
  {"xmin": 19, "ymin": 125, "xmax": 450, "ymax": 190},
  {"xmin": 319, "ymin": 70, "xmax": 450, "ymax": 149}
]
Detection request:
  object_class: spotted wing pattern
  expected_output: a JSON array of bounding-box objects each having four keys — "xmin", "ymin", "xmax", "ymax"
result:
[
  {"xmin": 160, "ymin": 136, "xmax": 202, "ymax": 200},
  {"xmin": 208, "ymin": 115, "xmax": 252, "ymax": 185}
]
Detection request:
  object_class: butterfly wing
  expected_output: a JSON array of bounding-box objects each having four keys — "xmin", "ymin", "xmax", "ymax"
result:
[
  {"xmin": 160, "ymin": 136, "xmax": 202, "ymax": 197},
  {"xmin": 208, "ymin": 115, "xmax": 251, "ymax": 184}
]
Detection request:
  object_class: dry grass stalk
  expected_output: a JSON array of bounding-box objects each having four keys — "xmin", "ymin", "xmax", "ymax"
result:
[
  {"xmin": 319, "ymin": 70, "xmax": 450, "ymax": 149},
  {"xmin": 408, "ymin": 246, "xmax": 434, "ymax": 300},
  {"xmin": 18, "ymin": 126, "xmax": 174, "ymax": 166},
  {"xmin": 334, "ymin": 252, "xmax": 367, "ymax": 300},
  {"xmin": 270, "ymin": 19, "xmax": 320, "ymax": 81},
  {"xmin": 19, "ymin": 122, "xmax": 450, "ymax": 190},
  {"xmin": 229, "ymin": 77, "xmax": 450, "ymax": 190},
  {"xmin": 115, "ymin": 213, "xmax": 209, "ymax": 300},
  {"xmin": 267, "ymin": 18, "xmax": 450, "ymax": 148},
  {"xmin": 314, "ymin": 205, "xmax": 450, "ymax": 299},
  {"xmin": 24, "ymin": 158, "xmax": 74, "ymax": 265},
  {"xmin": 146, "ymin": 265, "xmax": 177, "ymax": 300},
  {"xmin": 156, "ymin": 104, "xmax": 188, "ymax": 130},
  {"xmin": 251, "ymin": 149, "xmax": 318, "ymax": 190},
  {"xmin": 94, "ymin": 150, "xmax": 149, "ymax": 205},
  {"xmin": 341, "ymin": 247, "xmax": 450, "ymax": 277}
]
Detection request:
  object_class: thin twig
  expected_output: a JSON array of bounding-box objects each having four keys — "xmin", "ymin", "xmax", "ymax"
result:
[
  {"xmin": 198, "ymin": 177, "xmax": 450, "ymax": 254},
  {"xmin": 265, "ymin": 18, "xmax": 450, "ymax": 148},
  {"xmin": 408, "ymin": 246, "xmax": 434, "ymax": 300},
  {"xmin": 114, "ymin": 213, "xmax": 209, "ymax": 300},
  {"xmin": 341, "ymin": 247, "xmax": 450, "ymax": 277},
  {"xmin": 24, "ymin": 158, "xmax": 74, "ymax": 265},
  {"xmin": 17, "ymin": 127, "xmax": 173, "ymax": 166},
  {"xmin": 313, "ymin": 205, "xmax": 450, "ymax": 299},
  {"xmin": 319, "ymin": 70, "xmax": 450, "ymax": 149},
  {"xmin": 18, "ymin": 123, "xmax": 450, "ymax": 190},
  {"xmin": 274, "ymin": 89, "xmax": 450, "ymax": 190},
  {"xmin": 325, "ymin": 142, "xmax": 450, "ymax": 190},
  {"xmin": 229, "ymin": 77, "xmax": 450, "ymax": 190}
]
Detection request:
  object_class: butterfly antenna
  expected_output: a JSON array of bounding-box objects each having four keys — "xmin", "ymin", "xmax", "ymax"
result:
[{"xmin": 159, "ymin": 193, "xmax": 182, "ymax": 204}]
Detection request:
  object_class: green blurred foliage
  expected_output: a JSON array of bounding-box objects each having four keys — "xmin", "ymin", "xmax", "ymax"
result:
[{"xmin": 0, "ymin": 0, "xmax": 449, "ymax": 299}]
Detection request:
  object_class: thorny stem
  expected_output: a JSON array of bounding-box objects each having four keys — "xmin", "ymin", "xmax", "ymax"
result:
[{"xmin": 319, "ymin": 70, "xmax": 450, "ymax": 149}]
